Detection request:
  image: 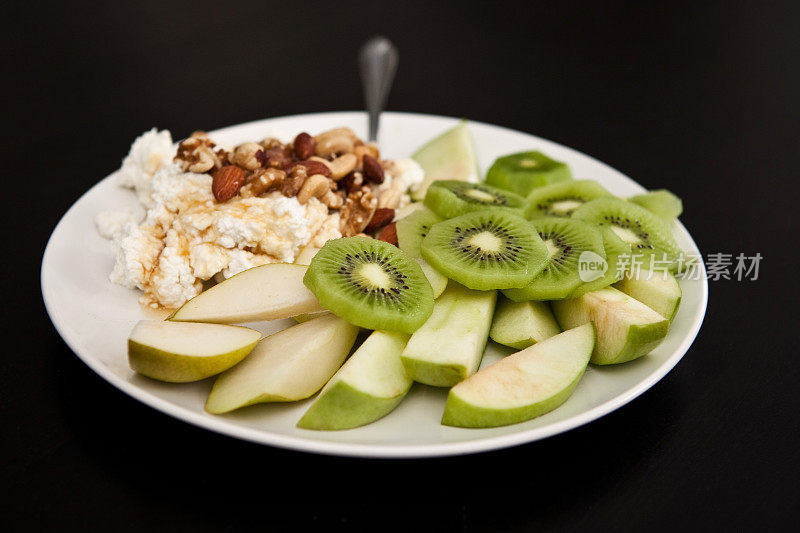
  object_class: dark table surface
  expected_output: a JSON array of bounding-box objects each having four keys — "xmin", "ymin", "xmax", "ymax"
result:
[{"xmin": 4, "ymin": 1, "xmax": 798, "ymax": 531}]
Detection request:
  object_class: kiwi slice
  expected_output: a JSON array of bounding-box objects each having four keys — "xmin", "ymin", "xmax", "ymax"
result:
[
  {"xmin": 423, "ymin": 180, "xmax": 529, "ymax": 219},
  {"xmin": 486, "ymin": 151, "xmax": 572, "ymax": 196},
  {"xmin": 527, "ymin": 180, "xmax": 613, "ymax": 219},
  {"xmin": 503, "ymin": 218, "xmax": 605, "ymax": 301},
  {"xmin": 572, "ymin": 197, "xmax": 684, "ymax": 272},
  {"xmin": 420, "ymin": 210, "xmax": 549, "ymax": 291},
  {"xmin": 303, "ymin": 238, "xmax": 434, "ymax": 334},
  {"xmin": 569, "ymin": 227, "xmax": 631, "ymax": 298},
  {"xmin": 629, "ymin": 189, "xmax": 683, "ymax": 221},
  {"xmin": 395, "ymin": 208, "xmax": 449, "ymax": 298}
]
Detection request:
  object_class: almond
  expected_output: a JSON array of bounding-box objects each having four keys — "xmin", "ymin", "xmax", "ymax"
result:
[
  {"xmin": 377, "ymin": 222, "xmax": 398, "ymax": 246},
  {"xmin": 212, "ymin": 165, "xmax": 247, "ymax": 202},
  {"xmin": 363, "ymin": 208, "xmax": 395, "ymax": 233},
  {"xmin": 363, "ymin": 155, "xmax": 385, "ymax": 184},
  {"xmin": 284, "ymin": 160, "xmax": 332, "ymax": 178},
  {"xmin": 293, "ymin": 132, "xmax": 315, "ymax": 160}
]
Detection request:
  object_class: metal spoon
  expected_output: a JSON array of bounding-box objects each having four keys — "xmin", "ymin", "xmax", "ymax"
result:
[{"xmin": 359, "ymin": 36, "xmax": 399, "ymax": 142}]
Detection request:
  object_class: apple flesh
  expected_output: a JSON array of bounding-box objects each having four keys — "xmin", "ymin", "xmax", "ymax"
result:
[
  {"xmin": 551, "ymin": 287, "xmax": 669, "ymax": 365},
  {"xmin": 128, "ymin": 320, "xmax": 261, "ymax": 383},
  {"xmin": 614, "ymin": 269, "xmax": 682, "ymax": 321},
  {"xmin": 170, "ymin": 263, "xmax": 324, "ymax": 324},
  {"xmin": 205, "ymin": 315, "xmax": 359, "ymax": 414},
  {"xmin": 401, "ymin": 282, "xmax": 496, "ymax": 387},
  {"xmin": 489, "ymin": 297, "xmax": 561, "ymax": 350},
  {"xmin": 298, "ymin": 330, "xmax": 412, "ymax": 430},
  {"xmin": 411, "ymin": 120, "xmax": 479, "ymax": 201},
  {"xmin": 441, "ymin": 324, "xmax": 594, "ymax": 428}
]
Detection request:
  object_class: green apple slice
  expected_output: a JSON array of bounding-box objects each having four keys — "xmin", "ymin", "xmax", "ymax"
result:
[
  {"xmin": 297, "ymin": 330, "xmax": 412, "ymax": 430},
  {"xmin": 551, "ymin": 287, "xmax": 669, "ymax": 365},
  {"xmin": 170, "ymin": 263, "xmax": 324, "ymax": 324},
  {"xmin": 441, "ymin": 324, "xmax": 594, "ymax": 428},
  {"xmin": 205, "ymin": 315, "xmax": 359, "ymax": 414},
  {"xmin": 128, "ymin": 320, "xmax": 261, "ymax": 383},
  {"xmin": 396, "ymin": 208, "xmax": 448, "ymax": 298},
  {"xmin": 411, "ymin": 120, "xmax": 479, "ymax": 201},
  {"xmin": 489, "ymin": 296, "xmax": 561, "ymax": 350},
  {"xmin": 400, "ymin": 282, "xmax": 496, "ymax": 387},
  {"xmin": 614, "ymin": 269, "xmax": 682, "ymax": 321}
]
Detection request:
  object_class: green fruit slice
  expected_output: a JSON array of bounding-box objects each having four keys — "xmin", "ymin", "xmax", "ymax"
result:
[
  {"xmin": 128, "ymin": 320, "xmax": 261, "ymax": 383},
  {"xmin": 395, "ymin": 208, "xmax": 448, "ymax": 298},
  {"xmin": 401, "ymin": 282, "xmax": 497, "ymax": 387},
  {"xmin": 629, "ymin": 189, "xmax": 683, "ymax": 221},
  {"xmin": 411, "ymin": 120, "xmax": 479, "ymax": 201},
  {"xmin": 421, "ymin": 210, "xmax": 549, "ymax": 291},
  {"xmin": 297, "ymin": 330, "xmax": 412, "ymax": 430},
  {"xmin": 527, "ymin": 179, "xmax": 613, "ymax": 218},
  {"xmin": 572, "ymin": 197, "xmax": 685, "ymax": 273},
  {"xmin": 502, "ymin": 218, "xmax": 605, "ymax": 301},
  {"xmin": 568, "ymin": 227, "xmax": 630, "ymax": 298},
  {"xmin": 441, "ymin": 324, "xmax": 594, "ymax": 428},
  {"xmin": 486, "ymin": 151, "xmax": 572, "ymax": 196},
  {"xmin": 551, "ymin": 287, "xmax": 669, "ymax": 365},
  {"xmin": 424, "ymin": 180, "xmax": 529, "ymax": 219},
  {"xmin": 614, "ymin": 269, "xmax": 682, "ymax": 321},
  {"xmin": 303, "ymin": 237, "xmax": 434, "ymax": 334},
  {"xmin": 489, "ymin": 297, "xmax": 561, "ymax": 350}
]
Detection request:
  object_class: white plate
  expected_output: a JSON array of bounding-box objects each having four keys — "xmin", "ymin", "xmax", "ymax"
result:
[{"xmin": 41, "ymin": 112, "xmax": 707, "ymax": 458}]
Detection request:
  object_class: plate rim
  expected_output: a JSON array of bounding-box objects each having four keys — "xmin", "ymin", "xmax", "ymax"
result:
[{"xmin": 41, "ymin": 111, "xmax": 708, "ymax": 458}]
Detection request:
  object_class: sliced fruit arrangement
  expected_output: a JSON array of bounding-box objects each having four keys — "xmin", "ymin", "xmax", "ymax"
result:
[
  {"xmin": 129, "ymin": 320, "xmax": 261, "ymax": 383},
  {"xmin": 502, "ymin": 217, "xmax": 605, "ymax": 301},
  {"xmin": 551, "ymin": 287, "xmax": 669, "ymax": 365},
  {"xmin": 303, "ymin": 237, "xmax": 434, "ymax": 334},
  {"xmin": 629, "ymin": 189, "xmax": 683, "ymax": 222},
  {"xmin": 401, "ymin": 282, "xmax": 496, "ymax": 387},
  {"xmin": 614, "ymin": 269, "xmax": 682, "ymax": 321},
  {"xmin": 572, "ymin": 197, "xmax": 685, "ymax": 272},
  {"xmin": 170, "ymin": 263, "xmax": 324, "ymax": 324},
  {"xmin": 486, "ymin": 151, "xmax": 572, "ymax": 196},
  {"xmin": 527, "ymin": 179, "xmax": 613, "ymax": 218},
  {"xmin": 489, "ymin": 297, "xmax": 561, "ymax": 350},
  {"xmin": 411, "ymin": 120, "xmax": 479, "ymax": 201},
  {"xmin": 123, "ymin": 122, "xmax": 689, "ymax": 432},
  {"xmin": 395, "ymin": 208, "xmax": 448, "ymax": 298},
  {"xmin": 421, "ymin": 210, "xmax": 549, "ymax": 290},
  {"xmin": 442, "ymin": 324, "xmax": 594, "ymax": 428},
  {"xmin": 424, "ymin": 180, "xmax": 529, "ymax": 219},
  {"xmin": 298, "ymin": 330, "xmax": 411, "ymax": 430},
  {"xmin": 205, "ymin": 315, "xmax": 359, "ymax": 414}
]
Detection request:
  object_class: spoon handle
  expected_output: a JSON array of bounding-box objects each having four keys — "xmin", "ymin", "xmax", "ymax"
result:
[{"xmin": 359, "ymin": 36, "xmax": 399, "ymax": 142}]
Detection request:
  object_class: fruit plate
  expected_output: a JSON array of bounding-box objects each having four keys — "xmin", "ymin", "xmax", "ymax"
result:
[{"xmin": 41, "ymin": 112, "xmax": 708, "ymax": 458}]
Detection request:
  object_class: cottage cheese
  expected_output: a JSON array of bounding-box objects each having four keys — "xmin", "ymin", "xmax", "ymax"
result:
[{"xmin": 118, "ymin": 128, "xmax": 174, "ymax": 207}]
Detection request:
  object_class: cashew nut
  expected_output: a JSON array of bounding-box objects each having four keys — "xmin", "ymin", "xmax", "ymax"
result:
[
  {"xmin": 328, "ymin": 153, "xmax": 357, "ymax": 180},
  {"xmin": 231, "ymin": 142, "xmax": 263, "ymax": 171},
  {"xmin": 297, "ymin": 174, "xmax": 331, "ymax": 204},
  {"xmin": 315, "ymin": 128, "xmax": 356, "ymax": 157}
]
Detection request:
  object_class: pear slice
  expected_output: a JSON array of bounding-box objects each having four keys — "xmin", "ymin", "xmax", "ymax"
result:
[
  {"xmin": 401, "ymin": 282, "xmax": 496, "ymax": 387},
  {"xmin": 489, "ymin": 297, "xmax": 561, "ymax": 350},
  {"xmin": 442, "ymin": 324, "xmax": 594, "ymax": 428},
  {"xmin": 170, "ymin": 263, "xmax": 324, "ymax": 324},
  {"xmin": 614, "ymin": 269, "xmax": 682, "ymax": 321},
  {"xmin": 294, "ymin": 243, "xmax": 320, "ymax": 266},
  {"xmin": 128, "ymin": 320, "xmax": 261, "ymax": 383},
  {"xmin": 411, "ymin": 120, "xmax": 479, "ymax": 201},
  {"xmin": 551, "ymin": 287, "xmax": 669, "ymax": 365},
  {"xmin": 205, "ymin": 315, "xmax": 359, "ymax": 414},
  {"xmin": 298, "ymin": 330, "xmax": 412, "ymax": 430}
]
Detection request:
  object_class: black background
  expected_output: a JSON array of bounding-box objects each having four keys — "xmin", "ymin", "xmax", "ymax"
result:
[{"xmin": 4, "ymin": 1, "xmax": 798, "ymax": 531}]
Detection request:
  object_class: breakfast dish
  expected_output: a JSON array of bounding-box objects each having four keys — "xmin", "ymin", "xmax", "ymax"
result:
[
  {"xmin": 97, "ymin": 127, "xmax": 423, "ymax": 309},
  {"xmin": 42, "ymin": 112, "xmax": 707, "ymax": 457}
]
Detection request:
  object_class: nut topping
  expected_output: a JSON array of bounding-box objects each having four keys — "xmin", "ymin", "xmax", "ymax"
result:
[
  {"xmin": 293, "ymin": 132, "xmax": 316, "ymax": 160},
  {"xmin": 284, "ymin": 160, "xmax": 332, "ymax": 178},
  {"xmin": 231, "ymin": 142, "xmax": 264, "ymax": 171},
  {"xmin": 281, "ymin": 165, "xmax": 308, "ymax": 197},
  {"xmin": 297, "ymin": 174, "xmax": 331, "ymax": 204},
  {"xmin": 240, "ymin": 168, "xmax": 285, "ymax": 197},
  {"xmin": 212, "ymin": 165, "xmax": 247, "ymax": 202},
  {"xmin": 377, "ymin": 222, "xmax": 398, "ymax": 246},
  {"xmin": 363, "ymin": 208, "xmax": 395, "ymax": 233},
  {"xmin": 340, "ymin": 187, "xmax": 378, "ymax": 236},
  {"xmin": 362, "ymin": 155, "xmax": 385, "ymax": 184}
]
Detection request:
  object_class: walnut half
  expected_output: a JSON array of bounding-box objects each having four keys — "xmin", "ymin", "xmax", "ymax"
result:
[{"xmin": 340, "ymin": 186, "xmax": 377, "ymax": 236}]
